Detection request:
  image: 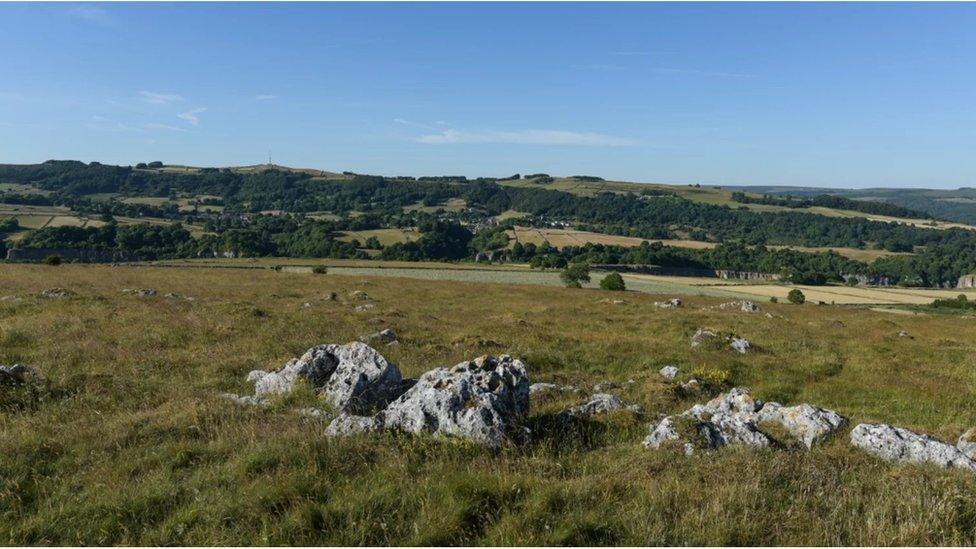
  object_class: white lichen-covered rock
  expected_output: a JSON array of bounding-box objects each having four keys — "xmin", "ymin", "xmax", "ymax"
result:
[
  {"xmin": 529, "ymin": 382, "xmax": 577, "ymax": 396},
  {"xmin": 850, "ymin": 423, "xmax": 976, "ymax": 471},
  {"xmin": 700, "ymin": 412, "xmax": 771, "ymax": 449},
  {"xmin": 719, "ymin": 300, "xmax": 760, "ymax": 313},
  {"xmin": 40, "ymin": 288, "xmax": 73, "ymax": 299},
  {"xmin": 317, "ymin": 343, "xmax": 403, "ymax": 414},
  {"xmin": 644, "ymin": 388, "xmax": 846, "ymax": 454},
  {"xmin": 558, "ymin": 393, "xmax": 643, "ymax": 419},
  {"xmin": 359, "ymin": 328, "xmax": 398, "ymax": 345},
  {"xmin": 957, "ymin": 428, "xmax": 976, "ymax": 460},
  {"xmin": 690, "ymin": 329, "xmax": 717, "ymax": 347},
  {"xmin": 678, "ymin": 378, "xmax": 701, "ymax": 394},
  {"xmin": 659, "ymin": 365, "xmax": 679, "ymax": 380},
  {"xmin": 756, "ymin": 403, "xmax": 848, "ymax": 448},
  {"xmin": 655, "ymin": 298, "xmax": 682, "ymax": 309},
  {"xmin": 325, "ymin": 412, "xmax": 383, "ymax": 436},
  {"xmin": 378, "ymin": 355, "xmax": 530, "ymax": 448},
  {"xmin": 729, "ymin": 337, "xmax": 751, "ymax": 354},
  {"xmin": 245, "ymin": 342, "xmax": 403, "ymax": 414},
  {"xmin": 643, "ymin": 416, "xmax": 681, "ymax": 448}
]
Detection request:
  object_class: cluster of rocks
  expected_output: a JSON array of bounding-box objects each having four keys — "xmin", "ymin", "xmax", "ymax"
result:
[
  {"xmin": 0, "ymin": 364, "xmax": 41, "ymax": 386},
  {"xmin": 529, "ymin": 382, "xmax": 580, "ymax": 396},
  {"xmin": 644, "ymin": 388, "xmax": 848, "ymax": 454},
  {"xmin": 327, "ymin": 354, "xmax": 531, "ymax": 448},
  {"xmin": 359, "ymin": 328, "xmax": 399, "ymax": 346},
  {"xmin": 40, "ymin": 288, "xmax": 73, "ymax": 299},
  {"xmin": 225, "ymin": 342, "xmax": 532, "ymax": 448},
  {"xmin": 690, "ymin": 329, "xmax": 751, "ymax": 354},
  {"xmin": 654, "ymin": 298, "xmax": 682, "ymax": 309},
  {"xmin": 122, "ymin": 288, "xmax": 157, "ymax": 298},
  {"xmin": 557, "ymin": 393, "xmax": 643, "ymax": 421},
  {"xmin": 718, "ymin": 300, "xmax": 760, "ymax": 313}
]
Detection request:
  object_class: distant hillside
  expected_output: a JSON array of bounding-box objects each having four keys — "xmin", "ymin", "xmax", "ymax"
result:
[{"xmin": 729, "ymin": 185, "xmax": 976, "ymax": 225}]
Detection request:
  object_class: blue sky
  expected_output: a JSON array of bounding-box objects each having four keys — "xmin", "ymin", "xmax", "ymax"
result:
[{"xmin": 1, "ymin": 2, "xmax": 975, "ymax": 188}]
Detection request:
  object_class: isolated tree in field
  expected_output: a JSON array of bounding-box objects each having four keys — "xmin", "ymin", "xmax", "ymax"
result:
[
  {"xmin": 787, "ymin": 288, "xmax": 806, "ymax": 304},
  {"xmin": 600, "ymin": 272, "xmax": 626, "ymax": 291},
  {"xmin": 561, "ymin": 263, "xmax": 590, "ymax": 288}
]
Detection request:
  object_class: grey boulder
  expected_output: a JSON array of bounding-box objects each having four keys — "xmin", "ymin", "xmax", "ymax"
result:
[
  {"xmin": 327, "ymin": 355, "xmax": 531, "ymax": 448},
  {"xmin": 756, "ymin": 403, "xmax": 848, "ymax": 448},
  {"xmin": 850, "ymin": 423, "xmax": 976, "ymax": 472},
  {"xmin": 659, "ymin": 365, "xmax": 679, "ymax": 380},
  {"xmin": 246, "ymin": 342, "xmax": 403, "ymax": 414}
]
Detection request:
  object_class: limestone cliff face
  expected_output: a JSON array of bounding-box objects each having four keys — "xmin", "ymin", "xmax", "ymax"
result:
[{"xmin": 958, "ymin": 274, "xmax": 976, "ymax": 288}]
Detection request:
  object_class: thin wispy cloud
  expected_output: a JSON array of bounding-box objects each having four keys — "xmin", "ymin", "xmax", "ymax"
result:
[
  {"xmin": 650, "ymin": 67, "xmax": 750, "ymax": 78},
  {"xmin": 571, "ymin": 63, "xmax": 627, "ymax": 71},
  {"xmin": 178, "ymin": 108, "xmax": 207, "ymax": 126},
  {"xmin": 145, "ymin": 123, "xmax": 189, "ymax": 133},
  {"xmin": 65, "ymin": 6, "xmax": 115, "ymax": 25},
  {"xmin": 255, "ymin": 94, "xmax": 277, "ymax": 100},
  {"xmin": 86, "ymin": 120, "xmax": 139, "ymax": 133},
  {"xmin": 416, "ymin": 129, "xmax": 637, "ymax": 147},
  {"xmin": 394, "ymin": 118, "xmax": 441, "ymax": 131},
  {"xmin": 140, "ymin": 91, "xmax": 184, "ymax": 105}
]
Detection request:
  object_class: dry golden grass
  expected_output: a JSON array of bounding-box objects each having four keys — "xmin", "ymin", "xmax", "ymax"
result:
[
  {"xmin": 336, "ymin": 228, "xmax": 420, "ymax": 246},
  {"xmin": 508, "ymin": 226, "xmax": 716, "ymax": 250},
  {"xmin": 4, "ymin": 264, "xmax": 976, "ymax": 544}
]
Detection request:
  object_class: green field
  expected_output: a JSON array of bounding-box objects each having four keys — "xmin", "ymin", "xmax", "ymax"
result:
[{"xmin": 3, "ymin": 263, "xmax": 976, "ymax": 544}]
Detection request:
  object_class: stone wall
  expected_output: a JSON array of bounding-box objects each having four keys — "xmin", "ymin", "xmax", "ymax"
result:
[
  {"xmin": 590, "ymin": 264, "xmax": 781, "ymax": 281},
  {"xmin": 4, "ymin": 247, "xmax": 135, "ymax": 263}
]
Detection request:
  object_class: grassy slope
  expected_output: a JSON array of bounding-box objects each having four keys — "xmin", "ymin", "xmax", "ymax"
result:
[{"xmin": 3, "ymin": 264, "xmax": 976, "ymax": 544}]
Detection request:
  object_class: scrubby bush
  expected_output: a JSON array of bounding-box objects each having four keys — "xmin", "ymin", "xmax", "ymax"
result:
[
  {"xmin": 787, "ymin": 289, "xmax": 806, "ymax": 304},
  {"xmin": 599, "ymin": 272, "xmax": 626, "ymax": 291},
  {"xmin": 312, "ymin": 265, "xmax": 328, "ymax": 275},
  {"xmin": 43, "ymin": 255, "xmax": 63, "ymax": 266}
]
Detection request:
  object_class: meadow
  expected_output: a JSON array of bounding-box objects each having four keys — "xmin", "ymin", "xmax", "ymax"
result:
[{"xmin": 3, "ymin": 263, "xmax": 976, "ymax": 544}]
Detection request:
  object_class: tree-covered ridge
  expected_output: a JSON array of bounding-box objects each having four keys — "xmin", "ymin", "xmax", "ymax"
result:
[
  {"xmin": 5, "ymin": 160, "xmax": 976, "ymax": 286},
  {"xmin": 729, "ymin": 191, "xmax": 931, "ymax": 220}
]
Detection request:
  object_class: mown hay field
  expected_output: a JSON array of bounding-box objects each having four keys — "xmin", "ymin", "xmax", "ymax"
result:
[
  {"xmin": 336, "ymin": 228, "xmax": 421, "ymax": 246},
  {"xmin": 508, "ymin": 226, "xmax": 715, "ymax": 250},
  {"xmin": 3, "ymin": 264, "xmax": 976, "ymax": 545}
]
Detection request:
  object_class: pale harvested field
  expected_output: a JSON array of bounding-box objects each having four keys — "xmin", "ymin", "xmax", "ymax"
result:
[
  {"xmin": 336, "ymin": 228, "xmax": 420, "ymax": 246},
  {"xmin": 509, "ymin": 227, "xmax": 902, "ymax": 261},
  {"xmin": 729, "ymin": 284, "xmax": 976, "ymax": 305},
  {"xmin": 149, "ymin": 259, "xmax": 971, "ymax": 305},
  {"xmin": 509, "ymin": 226, "xmax": 715, "ymax": 250},
  {"xmin": 403, "ymin": 197, "xmax": 467, "ymax": 213},
  {"xmin": 767, "ymin": 245, "xmax": 909, "ymax": 262}
]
